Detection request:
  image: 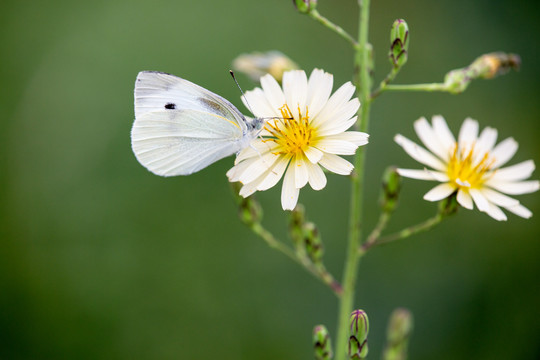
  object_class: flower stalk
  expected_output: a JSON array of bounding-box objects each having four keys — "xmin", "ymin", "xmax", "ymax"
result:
[{"xmin": 335, "ymin": 0, "xmax": 372, "ymax": 359}]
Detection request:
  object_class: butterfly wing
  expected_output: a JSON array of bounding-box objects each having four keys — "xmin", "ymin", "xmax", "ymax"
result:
[
  {"xmin": 131, "ymin": 109, "xmax": 245, "ymax": 176},
  {"xmin": 135, "ymin": 71, "xmax": 247, "ymax": 132}
]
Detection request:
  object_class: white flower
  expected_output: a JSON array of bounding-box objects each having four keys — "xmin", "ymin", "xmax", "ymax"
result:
[
  {"xmin": 395, "ymin": 115, "xmax": 539, "ymax": 221},
  {"xmin": 227, "ymin": 69, "xmax": 369, "ymax": 210}
]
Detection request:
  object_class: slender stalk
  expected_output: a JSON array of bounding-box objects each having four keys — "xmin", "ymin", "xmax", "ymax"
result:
[
  {"xmin": 363, "ymin": 213, "xmax": 443, "ymax": 251},
  {"xmin": 309, "ymin": 9, "xmax": 359, "ymax": 48},
  {"xmin": 335, "ymin": 0, "xmax": 371, "ymax": 359},
  {"xmin": 381, "ymin": 83, "xmax": 448, "ymax": 92},
  {"xmin": 249, "ymin": 222, "xmax": 343, "ymax": 296}
]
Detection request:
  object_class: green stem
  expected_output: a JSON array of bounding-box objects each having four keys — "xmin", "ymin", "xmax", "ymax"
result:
[
  {"xmin": 362, "ymin": 213, "xmax": 443, "ymax": 251},
  {"xmin": 371, "ymin": 67, "xmax": 400, "ymax": 99},
  {"xmin": 335, "ymin": 1, "xmax": 371, "ymax": 359},
  {"xmin": 363, "ymin": 211, "xmax": 392, "ymax": 250},
  {"xmin": 249, "ymin": 222, "xmax": 343, "ymax": 296},
  {"xmin": 382, "ymin": 83, "xmax": 448, "ymax": 93},
  {"xmin": 309, "ymin": 9, "xmax": 359, "ymax": 48}
]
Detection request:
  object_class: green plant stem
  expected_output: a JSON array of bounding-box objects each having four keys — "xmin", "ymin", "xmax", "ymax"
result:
[
  {"xmin": 371, "ymin": 67, "xmax": 400, "ymax": 99},
  {"xmin": 362, "ymin": 213, "xmax": 443, "ymax": 251},
  {"xmin": 335, "ymin": 1, "xmax": 371, "ymax": 359},
  {"xmin": 363, "ymin": 211, "xmax": 392, "ymax": 251},
  {"xmin": 309, "ymin": 9, "xmax": 359, "ymax": 48},
  {"xmin": 249, "ymin": 222, "xmax": 343, "ymax": 296},
  {"xmin": 381, "ymin": 83, "xmax": 448, "ymax": 93}
]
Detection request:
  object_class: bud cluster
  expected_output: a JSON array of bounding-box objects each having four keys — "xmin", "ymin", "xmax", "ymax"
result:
[
  {"xmin": 231, "ymin": 182, "xmax": 262, "ymax": 226},
  {"xmin": 289, "ymin": 205, "xmax": 323, "ymax": 264}
]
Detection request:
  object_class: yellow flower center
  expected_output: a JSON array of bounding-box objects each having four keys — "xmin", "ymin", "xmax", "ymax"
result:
[
  {"xmin": 264, "ymin": 104, "xmax": 316, "ymax": 155},
  {"xmin": 447, "ymin": 143, "xmax": 494, "ymax": 189}
]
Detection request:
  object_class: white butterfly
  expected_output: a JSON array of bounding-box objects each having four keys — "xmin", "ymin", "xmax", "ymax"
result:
[{"xmin": 131, "ymin": 71, "xmax": 264, "ymax": 176}]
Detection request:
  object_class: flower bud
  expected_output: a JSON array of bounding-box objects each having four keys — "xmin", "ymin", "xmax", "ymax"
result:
[
  {"xmin": 303, "ymin": 222, "xmax": 323, "ymax": 264},
  {"xmin": 443, "ymin": 52, "xmax": 520, "ymax": 94},
  {"xmin": 313, "ymin": 325, "xmax": 333, "ymax": 360},
  {"xmin": 349, "ymin": 310, "xmax": 369, "ymax": 359},
  {"xmin": 469, "ymin": 52, "xmax": 520, "ymax": 79},
  {"xmin": 232, "ymin": 51, "xmax": 299, "ymax": 83},
  {"xmin": 382, "ymin": 308, "xmax": 413, "ymax": 360},
  {"xmin": 389, "ymin": 19, "xmax": 409, "ymax": 68},
  {"xmin": 380, "ymin": 166, "xmax": 401, "ymax": 213},
  {"xmin": 292, "ymin": 0, "xmax": 317, "ymax": 14},
  {"xmin": 231, "ymin": 182, "xmax": 263, "ymax": 226}
]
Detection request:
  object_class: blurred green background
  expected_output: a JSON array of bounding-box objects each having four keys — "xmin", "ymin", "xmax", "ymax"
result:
[{"xmin": 1, "ymin": 0, "xmax": 539, "ymax": 359}]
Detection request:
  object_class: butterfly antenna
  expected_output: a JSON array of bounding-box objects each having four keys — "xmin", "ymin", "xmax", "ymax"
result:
[{"xmin": 229, "ymin": 70, "xmax": 257, "ymax": 117}]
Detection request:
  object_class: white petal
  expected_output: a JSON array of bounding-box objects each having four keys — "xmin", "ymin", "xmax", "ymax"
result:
[
  {"xmin": 423, "ymin": 183, "xmax": 456, "ymax": 201},
  {"xmin": 238, "ymin": 152, "xmax": 279, "ymax": 184},
  {"xmin": 491, "ymin": 160, "xmax": 535, "ymax": 182},
  {"xmin": 396, "ymin": 168, "xmax": 441, "ymax": 181},
  {"xmin": 458, "ymin": 117, "xmax": 479, "ymax": 151},
  {"xmin": 426, "ymin": 169, "xmax": 450, "ymax": 182},
  {"xmin": 504, "ymin": 203, "xmax": 533, "ymax": 219},
  {"xmin": 260, "ymin": 73, "xmax": 286, "ymax": 112},
  {"xmin": 307, "ymin": 163, "xmax": 327, "ymax": 190},
  {"xmin": 242, "ymin": 88, "xmax": 279, "ymax": 118},
  {"xmin": 235, "ymin": 140, "xmax": 276, "ymax": 164},
  {"xmin": 325, "ymin": 131, "xmax": 369, "ymax": 146},
  {"xmin": 486, "ymin": 180, "xmax": 540, "ymax": 195},
  {"xmin": 306, "ymin": 69, "xmax": 333, "ymax": 119},
  {"xmin": 432, "ymin": 115, "xmax": 456, "ymax": 151},
  {"xmin": 484, "ymin": 202, "xmax": 507, "ymax": 221},
  {"xmin": 394, "ymin": 134, "xmax": 447, "ymax": 171},
  {"xmin": 312, "ymin": 81, "xmax": 356, "ymax": 127},
  {"xmin": 283, "ymin": 70, "xmax": 308, "ymax": 119},
  {"xmin": 304, "ymin": 146, "xmax": 324, "ymax": 164},
  {"xmin": 317, "ymin": 116, "xmax": 358, "ymax": 137},
  {"xmin": 479, "ymin": 188, "xmax": 519, "ymax": 207},
  {"xmin": 228, "ymin": 156, "xmax": 258, "ymax": 182},
  {"xmin": 316, "ymin": 139, "xmax": 358, "ymax": 155},
  {"xmin": 490, "ymin": 137, "xmax": 518, "ymax": 168},
  {"xmin": 294, "ymin": 155, "xmax": 309, "ymax": 188},
  {"xmin": 457, "ymin": 189, "xmax": 474, "ymax": 209},
  {"xmin": 314, "ymin": 98, "xmax": 360, "ymax": 131},
  {"xmin": 319, "ymin": 153, "xmax": 353, "ymax": 175},
  {"xmin": 414, "ymin": 117, "xmax": 449, "ymax": 161},
  {"xmin": 281, "ymin": 165, "xmax": 300, "ymax": 210},
  {"xmin": 257, "ymin": 155, "xmax": 290, "ymax": 191},
  {"xmin": 469, "ymin": 188, "xmax": 490, "ymax": 212},
  {"xmin": 239, "ymin": 182, "xmax": 258, "ymax": 197},
  {"xmin": 475, "ymin": 126, "xmax": 498, "ymax": 155}
]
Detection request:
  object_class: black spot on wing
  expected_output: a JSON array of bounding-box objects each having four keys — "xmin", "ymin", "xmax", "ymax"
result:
[{"xmin": 165, "ymin": 103, "xmax": 176, "ymax": 110}]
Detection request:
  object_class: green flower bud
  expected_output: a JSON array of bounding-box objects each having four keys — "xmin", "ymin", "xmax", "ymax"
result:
[
  {"xmin": 292, "ymin": 0, "xmax": 317, "ymax": 14},
  {"xmin": 303, "ymin": 222, "xmax": 323, "ymax": 264},
  {"xmin": 232, "ymin": 50, "xmax": 299, "ymax": 83},
  {"xmin": 289, "ymin": 204, "xmax": 306, "ymax": 247},
  {"xmin": 313, "ymin": 325, "xmax": 333, "ymax": 360},
  {"xmin": 380, "ymin": 166, "xmax": 401, "ymax": 213},
  {"xmin": 348, "ymin": 310, "xmax": 369, "ymax": 359},
  {"xmin": 230, "ymin": 182, "xmax": 262, "ymax": 226},
  {"xmin": 389, "ymin": 19, "xmax": 409, "ymax": 68},
  {"xmin": 382, "ymin": 308, "xmax": 413, "ymax": 360}
]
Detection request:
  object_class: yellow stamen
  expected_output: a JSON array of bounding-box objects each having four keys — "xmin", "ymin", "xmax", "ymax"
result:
[
  {"xmin": 264, "ymin": 104, "xmax": 316, "ymax": 156},
  {"xmin": 447, "ymin": 143, "xmax": 495, "ymax": 189}
]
